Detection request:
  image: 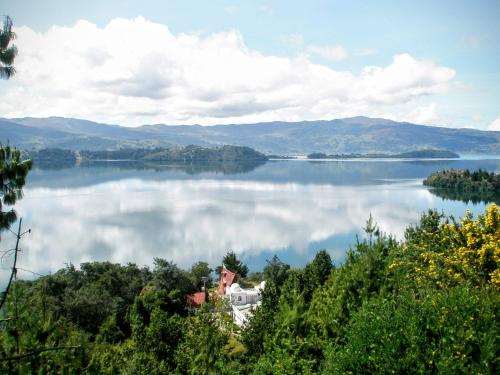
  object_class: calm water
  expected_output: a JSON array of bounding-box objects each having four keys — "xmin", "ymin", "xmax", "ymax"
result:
[{"xmin": 1, "ymin": 158, "xmax": 499, "ymax": 282}]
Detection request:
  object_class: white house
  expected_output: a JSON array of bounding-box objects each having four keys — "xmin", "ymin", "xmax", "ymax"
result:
[
  {"xmin": 227, "ymin": 281, "xmax": 266, "ymax": 326},
  {"xmin": 216, "ymin": 265, "xmax": 266, "ymax": 325}
]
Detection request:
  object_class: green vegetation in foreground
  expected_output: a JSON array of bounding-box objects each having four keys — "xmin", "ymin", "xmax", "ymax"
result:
[
  {"xmin": 308, "ymin": 149, "xmax": 460, "ymax": 159},
  {"xmin": 0, "ymin": 205, "xmax": 498, "ymax": 374},
  {"xmin": 424, "ymin": 169, "xmax": 500, "ymax": 204}
]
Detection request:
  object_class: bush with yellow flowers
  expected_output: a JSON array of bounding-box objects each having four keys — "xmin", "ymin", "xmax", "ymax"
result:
[
  {"xmin": 322, "ymin": 206, "xmax": 499, "ymax": 374},
  {"xmin": 391, "ymin": 204, "xmax": 499, "ymax": 290}
]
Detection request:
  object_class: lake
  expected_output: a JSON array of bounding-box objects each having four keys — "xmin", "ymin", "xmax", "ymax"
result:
[{"xmin": 1, "ymin": 157, "xmax": 499, "ymax": 282}]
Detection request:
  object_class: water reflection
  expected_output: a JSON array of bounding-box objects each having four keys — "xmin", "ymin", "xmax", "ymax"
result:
[
  {"xmin": 26, "ymin": 158, "xmax": 500, "ymax": 189},
  {"xmin": 0, "ymin": 158, "xmax": 498, "ymax": 282},
  {"xmin": 81, "ymin": 159, "xmax": 267, "ymax": 175},
  {"xmin": 426, "ymin": 187, "xmax": 500, "ymax": 205},
  {"xmin": 34, "ymin": 158, "xmax": 267, "ymax": 174},
  {"xmin": 0, "ymin": 180, "xmax": 477, "ymax": 275}
]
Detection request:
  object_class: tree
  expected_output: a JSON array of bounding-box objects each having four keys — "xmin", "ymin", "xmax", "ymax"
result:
[
  {"xmin": 219, "ymin": 251, "xmax": 249, "ymax": 278},
  {"xmin": 174, "ymin": 305, "xmax": 230, "ymax": 374},
  {"xmin": 150, "ymin": 258, "xmax": 196, "ymax": 313},
  {"xmin": 304, "ymin": 249, "xmax": 333, "ymax": 287},
  {"xmin": 0, "ymin": 16, "xmax": 17, "ymax": 79},
  {"xmin": 0, "ymin": 146, "xmax": 32, "ymax": 234},
  {"xmin": 0, "ymin": 146, "xmax": 32, "ymax": 312},
  {"xmin": 242, "ymin": 256, "xmax": 290, "ymax": 360},
  {"xmin": 0, "ymin": 19, "xmax": 32, "ymax": 313},
  {"xmin": 190, "ymin": 261, "xmax": 213, "ymax": 290},
  {"xmin": 263, "ymin": 255, "xmax": 290, "ymax": 287}
]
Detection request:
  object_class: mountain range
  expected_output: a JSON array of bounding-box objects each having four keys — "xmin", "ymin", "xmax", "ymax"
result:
[{"xmin": 0, "ymin": 116, "xmax": 498, "ymax": 154}]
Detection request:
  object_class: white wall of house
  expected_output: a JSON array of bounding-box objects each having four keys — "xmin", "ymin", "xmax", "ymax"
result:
[{"xmin": 228, "ymin": 281, "xmax": 265, "ymax": 306}]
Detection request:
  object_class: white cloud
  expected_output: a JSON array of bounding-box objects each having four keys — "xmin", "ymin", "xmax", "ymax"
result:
[
  {"xmin": 472, "ymin": 114, "xmax": 482, "ymax": 122},
  {"xmin": 307, "ymin": 45, "xmax": 347, "ymax": 61},
  {"xmin": 489, "ymin": 117, "xmax": 500, "ymax": 131},
  {"xmin": 1, "ymin": 17, "xmax": 456, "ymax": 126},
  {"xmin": 403, "ymin": 102, "xmax": 439, "ymax": 125}
]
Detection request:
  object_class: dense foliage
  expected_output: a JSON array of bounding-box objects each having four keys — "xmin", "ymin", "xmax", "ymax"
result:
[
  {"xmin": 0, "ymin": 205, "xmax": 498, "ymax": 373},
  {"xmin": 424, "ymin": 169, "xmax": 500, "ymax": 204},
  {"xmin": 424, "ymin": 168, "xmax": 499, "ymax": 191}
]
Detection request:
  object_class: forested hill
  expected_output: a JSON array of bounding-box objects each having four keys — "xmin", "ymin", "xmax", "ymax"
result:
[{"xmin": 1, "ymin": 116, "xmax": 499, "ymax": 154}]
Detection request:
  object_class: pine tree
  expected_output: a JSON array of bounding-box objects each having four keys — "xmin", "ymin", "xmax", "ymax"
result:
[
  {"xmin": 0, "ymin": 16, "xmax": 17, "ymax": 79},
  {"xmin": 0, "ymin": 146, "xmax": 32, "ymax": 235},
  {"xmin": 219, "ymin": 251, "xmax": 249, "ymax": 278}
]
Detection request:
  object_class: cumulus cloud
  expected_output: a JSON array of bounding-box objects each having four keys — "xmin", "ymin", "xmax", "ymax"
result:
[
  {"xmin": 307, "ymin": 45, "xmax": 347, "ymax": 61},
  {"xmin": 489, "ymin": 117, "xmax": 500, "ymax": 131},
  {"xmin": 1, "ymin": 17, "xmax": 456, "ymax": 125},
  {"xmin": 402, "ymin": 102, "xmax": 439, "ymax": 125}
]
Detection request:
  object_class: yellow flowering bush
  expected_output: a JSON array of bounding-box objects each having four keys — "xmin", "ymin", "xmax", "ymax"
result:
[{"xmin": 393, "ymin": 204, "xmax": 499, "ymax": 289}]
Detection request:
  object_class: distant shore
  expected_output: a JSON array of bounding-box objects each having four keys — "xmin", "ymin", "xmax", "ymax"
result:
[{"xmin": 306, "ymin": 149, "xmax": 460, "ymax": 160}]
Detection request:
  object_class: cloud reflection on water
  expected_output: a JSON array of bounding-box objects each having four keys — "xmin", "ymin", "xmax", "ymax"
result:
[{"xmin": 1, "ymin": 179, "xmax": 433, "ymax": 278}]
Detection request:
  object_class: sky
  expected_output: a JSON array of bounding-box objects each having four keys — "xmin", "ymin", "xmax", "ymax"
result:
[{"xmin": 0, "ymin": 0, "xmax": 499, "ymax": 130}]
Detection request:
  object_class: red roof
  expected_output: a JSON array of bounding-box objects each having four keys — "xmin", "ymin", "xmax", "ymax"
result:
[
  {"xmin": 217, "ymin": 266, "xmax": 236, "ymax": 295},
  {"xmin": 186, "ymin": 291, "xmax": 206, "ymax": 307}
]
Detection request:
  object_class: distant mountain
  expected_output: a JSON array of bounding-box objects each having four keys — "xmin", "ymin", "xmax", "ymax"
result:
[{"xmin": 1, "ymin": 116, "xmax": 499, "ymax": 154}]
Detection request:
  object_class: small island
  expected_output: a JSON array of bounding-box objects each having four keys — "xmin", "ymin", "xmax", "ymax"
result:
[
  {"xmin": 24, "ymin": 145, "xmax": 269, "ymax": 173},
  {"xmin": 80, "ymin": 145, "xmax": 268, "ymax": 163},
  {"xmin": 307, "ymin": 149, "xmax": 460, "ymax": 159},
  {"xmin": 424, "ymin": 169, "xmax": 500, "ymax": 204}
]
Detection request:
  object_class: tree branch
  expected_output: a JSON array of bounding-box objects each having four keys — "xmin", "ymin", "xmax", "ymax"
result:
[{"xmin": 0, "ymin": 345, "xmax": 82, "ymax": 362}]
